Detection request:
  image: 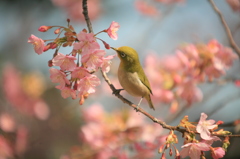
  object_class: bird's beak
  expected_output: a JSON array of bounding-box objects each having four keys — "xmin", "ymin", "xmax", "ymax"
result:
[{"xmin": 111, "ymin": 47, "xmax": 117, "ymax": 51}]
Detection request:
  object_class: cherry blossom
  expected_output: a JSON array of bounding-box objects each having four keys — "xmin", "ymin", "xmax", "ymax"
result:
[
  {"xmin": 52, "ymin": 53, "xmax": 76, "ymax": 71},
  {"xmin": 71, "ymin": 67, "xmax": 90, "ymax": 79},
  {"xmin": 143, "ymin": 40, "xmax": 237, "ymax": 108},
  {"xmin": 211, "ymin": 147, "xmax": 225, "ymax": 159},
  {"xmin": 33, "ymin": 100, "xmax": 50, "ymax": 120},
  {"xmin": 49, "ymin": 68, "xmax": 70, "ymax": 89},
  {"xmin": 3, "ymin": 64, "xmax": 49, "ymax": 119},
  {"xmin": 105, "ymin": 21, "xmax": 120, "ymax": 40},
  {"xmin": 73, "ymin": 31, "xmax": 100, "ymax": 55},
  {"xmin": 79, "ymin": 104, "xmax": 164, "ymax": 158},
  {"xmin": 101, "ymin": 55, "xmax": 116, "ymax": 73},
  {"xmin": 77, "ymin": 75, "xmax": 101, "ymax": 96},
  {"xmin": 135, "ymin": 0, "xmax": 159, "ymax": 16},
  {"xmin": 27, "ymin": 34, "xmax": 45, "ymax": 55},
  {"xmin": 141, "ymin": 124, "xmax": 163, "ymax": 143},
  {"xmin": 51, "ymin": 0, "xmax": 101, "ymax": 21},
  {"xmin": 56, "ymin": 86, "xmax": 76, "ymax": 99},
  {"xmin": 82, "ymin": 104, "xmax": 106, "ymax": 122},
  {"xmin": 215, "ymin": 46, "xmax": 238, "ymax": 67},
  {"xmin": 180, "ymin": 142, "xmax": 210, "ymax": 159},
  {"xmin": 133, "ymin": 142, "xmax": 155, "ymax": 159},
  {"xmin": 176, "ymin": 80, "xmax": 203, "ymax": 104},
  {"xmin": 196, "ymin": 113, "xmax": 218, "ymax": 140},
  {"xmin": 204, "ymin": 58, "xmax": 225, "ymax": 80},
  {"xmin": 203, "ymin": 135, "xmax": 221, "ymax": 146},
  {"xmin": 81, "ymin": 122, "xmax": 108, "ymax": 149},
  {"xmin": 81, "ymin": 49, "xmax": 105, "ymax": 70}
]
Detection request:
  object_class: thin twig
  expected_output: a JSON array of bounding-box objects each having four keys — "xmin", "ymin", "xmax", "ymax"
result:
[
  {"xmin": 81, "ymin": 0, "xmax": 240, "ymax": 138},
  {"xmin": 208, "ymin": 0, "xmax": 240, "ymax": 57}
]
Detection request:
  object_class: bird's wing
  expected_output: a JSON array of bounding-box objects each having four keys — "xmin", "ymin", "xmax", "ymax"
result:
[{"xmin": 138, "ymin": 68, "xmax": 153, "ymax": 95}]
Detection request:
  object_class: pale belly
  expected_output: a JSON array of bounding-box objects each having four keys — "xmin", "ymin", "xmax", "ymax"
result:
[{"xmin": 118, "ymin": 68, "xmax": 149, "ymax": 97}]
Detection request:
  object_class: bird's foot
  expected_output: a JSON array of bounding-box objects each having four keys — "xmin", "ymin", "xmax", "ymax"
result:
[
  {"xmin": 112, "ymin": 89, "xmax": 124, "ymax": 95},
  {"xmin": 134, "ymin": 105, "xmax": 140, "ymax": 112},
  {"xmin": 134, "ymin": 97, "xmax": 142, "ymax": 112}
]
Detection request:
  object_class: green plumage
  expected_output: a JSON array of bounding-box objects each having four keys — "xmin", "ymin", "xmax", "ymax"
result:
[{"xmin": 113, "ymin": 46, "xmax": 155, "ymax": 110}]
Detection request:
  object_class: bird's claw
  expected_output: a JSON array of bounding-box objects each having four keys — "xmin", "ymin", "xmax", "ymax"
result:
[
  {"xmin": 113, "ymin": 89, "xmax": 124, "ymax": 95},
  {"xmin": 134, "ymin": 105, "xmax": 140, "ymax": 112}
]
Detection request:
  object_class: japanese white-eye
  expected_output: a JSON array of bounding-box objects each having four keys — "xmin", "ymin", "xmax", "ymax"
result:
[{"xmin": 112, "ymin": 46, "xmax": 155, "ymax": 110}]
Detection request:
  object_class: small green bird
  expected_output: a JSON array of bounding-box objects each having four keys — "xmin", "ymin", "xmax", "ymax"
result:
[{"xmin": 112, "ymin": 46, "xmax": 155, "ymax": 110}]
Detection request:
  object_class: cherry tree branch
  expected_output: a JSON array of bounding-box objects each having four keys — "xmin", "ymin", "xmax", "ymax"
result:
[
  {"xmin": 82, "ymin": 0, "xmax": 240, "ymax": 138},
  {"xmin": 82, "ymin": 0, "xmax": 93, "ymax": 33},
  {"xmin": 208, "ymin": 0, "xmax": 240, "ymax": 58}
]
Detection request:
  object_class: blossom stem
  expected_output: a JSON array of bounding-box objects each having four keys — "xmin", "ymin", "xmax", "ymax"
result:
[{"xmin": 94, "ymin": 30, "xmax": 105, "ymax": 36}]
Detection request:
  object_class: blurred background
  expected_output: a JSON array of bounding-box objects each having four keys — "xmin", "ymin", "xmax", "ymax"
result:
[{"xmin": 0, "ymin": 0, "xmax": 240, "ymax": 158}]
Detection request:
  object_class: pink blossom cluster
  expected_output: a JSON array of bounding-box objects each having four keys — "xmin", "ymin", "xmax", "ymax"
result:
[
  {"xmin": 135, "ymin": 0, "xmax": 184, "ymax": 16},
  {"xmin": 2, "ymin": 64, "xmax": 50, "ymax": 120},
  {"xmin": 0, "ymin": 64, "xmax": 50, "ymax": 158},
  {"xmin": 158, "ymin": 113, "xmax": 230, "ymax": 159},
  {"xmin": 51, "ymin": 0, "xmax": 101, "ymax": 22},
  {"xmin": 145, "ymin": 40, "xmax": 237, "ymax": 111},
  {"xmin": 28, "ymin": 21, "xmax": 120, "ymax": 104},
  {"xmin": 60, "ymin": 104, "xmax": 165, "ymax": 159},
  {"xmin": 179, "ymin": 113, "xmax": 229, "ymax": 159}
]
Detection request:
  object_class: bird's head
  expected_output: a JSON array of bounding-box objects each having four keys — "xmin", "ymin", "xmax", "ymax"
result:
[{"xmin": 111, "ymin": 46, "xmax": 139, "ymax": 65}]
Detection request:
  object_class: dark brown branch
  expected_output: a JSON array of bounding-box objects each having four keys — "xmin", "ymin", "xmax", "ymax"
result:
[
  {"xmin": 82, "ymin": 0, "xmax": 93, "ymax": 33},
  {"xmin": 81, "ymin": 0, "xmax": 240, "ymax": 138},
  {"xmin": 208, "ymin": 0, "xmax": 240, "ymax": 57}
]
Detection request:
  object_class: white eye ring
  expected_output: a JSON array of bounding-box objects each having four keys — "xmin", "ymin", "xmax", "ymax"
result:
[{"xmin": 120, "ymin": 52, "xmax": 125, "ymax": 57}]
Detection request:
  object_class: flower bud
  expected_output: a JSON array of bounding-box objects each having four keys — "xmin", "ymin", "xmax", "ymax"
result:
[
  {"xmin": 216, "ymin": 120, "xmax": 224, "ymax": 125},
  {"xmin": 54, "ymin": 28, "xmax": 61, "ymax": 34},
  {"xmin": 73, "ymin": 82, "xmax": 78, "ymax": 90},
  {"xmin": 69, "ymin": 25, "xmax": 74, "ymax": 31},
  {"xmin": 169, "ymin": 148, "xmax": 173, "ymax": 156},
  {"xmin": 175, "ymin": 149, "xmax": 180, "ymax": 159},
  {"xmin": 158, "ymin": 145, "xmax": 164, "ymax": 153},
  {"xmin": 79, "ymin": 96, "xmax": 84, "ymax": 105},
  {"xmin": 82, "ymin": 28, "xmax": 87, "ymax": 33},
  {"xmin": 48, "ymin": 60, "xmax": 53, "ymax": 67},
  {"xmin": 38, "ymin": 26, "xmax": 52, "ymax": 32},
  {"xmin": 83, "ymin": 93, "xmax": 89, "ymax": 99},
  {"xmin": 71, "ymin": 50, "xmax": 77, "ymax": 57},
  {"xmin": 62, "ymin": 42, "xmax": 69, "ymax": 47},
  {"xmin": 51, "ymin": 43, "xmax": 58, "ymax": 49},
  {"xmin": 103, "ymin": 41, "xmax": 110, "ymax": 49},
  {"xmin": 222, "ymin": 136, "xmax": 230, "ymax": 150},
  {"xmin": 170, "ymin": 100, "xmax": 178, "ymax": 114},
  {"xmin": 43, "ymin": 44, "xmax": 51, "ymax": 52},
  {"xmin": 212, "ymin": 129, "xmax": 231, "ymax": 135},
  {"xmin": 161, "ymin": 153, "xmax": 166, "ymax": 159},
  {"xmin": 201, "ymin": 156, "xmax": 206, "ymax": 159},
  {"xmin": 166, "ymin": 143, "xmax": 170, "ymax": 148}
]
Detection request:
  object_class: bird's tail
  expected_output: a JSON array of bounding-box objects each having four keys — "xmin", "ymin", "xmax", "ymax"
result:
[{"xmin": 146, "ymin": 94, "xmax": 155, "ymax": 110}]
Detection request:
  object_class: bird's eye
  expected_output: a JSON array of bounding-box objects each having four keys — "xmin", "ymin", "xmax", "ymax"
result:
[{"xmin": 120, "ymin": 52, "xmax": 126, "ymax": 57}]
